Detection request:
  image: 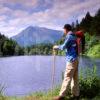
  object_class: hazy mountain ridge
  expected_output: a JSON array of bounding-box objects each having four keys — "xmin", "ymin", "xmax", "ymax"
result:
[{"xmin": 12, "ymin": 26, "xmax": 63, "ymax": 47}]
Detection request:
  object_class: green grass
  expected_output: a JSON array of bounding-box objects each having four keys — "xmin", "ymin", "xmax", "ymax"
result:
[
  {"xmin": 84, "ymin": 33, "xmax": 100, "ymax": 58},
  {"xmin": 87, "ymin": 44, "xmax": 100, "ymax": 58},
  {"xmin": 1, "ymin": 87, "xmax": 100, "ymax": 100}
]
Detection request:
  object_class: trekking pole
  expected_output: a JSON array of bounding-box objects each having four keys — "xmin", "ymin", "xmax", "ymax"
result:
[{"xmin": 51, "ymin": 49, "xmax": 56, "ymax": 97}]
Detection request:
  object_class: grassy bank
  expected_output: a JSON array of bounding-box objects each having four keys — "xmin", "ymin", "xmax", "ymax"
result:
[
  {"xmin": 87, "ymin": 44, "xmax": 100, "ymax": 58},
  {"xmin": 85, "ymin": 34, "xmax": 100, "ymax": 58},
  {"xmin": 0, "ymin": 66, "xmax": 100, "ymax": 100}
]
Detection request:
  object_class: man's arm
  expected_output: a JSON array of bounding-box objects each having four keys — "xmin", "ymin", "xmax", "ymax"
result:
[{"xmin": 53, "ymin": 36, "xmax": 70, "ymax": 50}]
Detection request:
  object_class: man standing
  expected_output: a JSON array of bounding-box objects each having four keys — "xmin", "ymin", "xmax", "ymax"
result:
[{"xmin": 53, "ymin": 24, "xmax": 80, "ymax": 100}]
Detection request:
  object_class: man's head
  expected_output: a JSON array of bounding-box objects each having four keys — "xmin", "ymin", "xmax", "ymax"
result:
[{"xmin": 63, "ymin": 24, "xmax": 72, "ymax": 35}]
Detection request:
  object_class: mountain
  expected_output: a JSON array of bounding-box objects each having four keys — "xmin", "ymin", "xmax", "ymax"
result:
[{"xmin": 11, "ymin": 26, "xmax": 63, "ymax": 47}]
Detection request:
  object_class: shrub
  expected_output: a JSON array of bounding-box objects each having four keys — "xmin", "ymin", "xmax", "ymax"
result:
[
  {"xmin": 79, "ymin": 66, "xmax": 100, "ymax": 98},
  {"xmin": 87, "ymin": 44, "xmax": 100, "ymax": 58}
]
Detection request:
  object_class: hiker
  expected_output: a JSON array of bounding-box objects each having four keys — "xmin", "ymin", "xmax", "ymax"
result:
[
  {"xmin": 75, "ymin": 30, "xmax": 85, "ymax": 54},
  {"xmin": 53, "ymin": 24, "xmax": 80, "ymax": 100}
]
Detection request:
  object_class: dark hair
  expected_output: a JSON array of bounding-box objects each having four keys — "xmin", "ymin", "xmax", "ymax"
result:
[{"xmin": 63, "ymin": 24, "xmax": 72, "ymax": 31}]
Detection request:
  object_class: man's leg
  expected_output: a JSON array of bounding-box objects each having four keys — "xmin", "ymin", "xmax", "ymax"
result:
[
  {"xmin": 59, "ymin": 62, "xmax": 75, "ymax": 97},
  {"xmin": 71, "ymin": 59, "xmax": 80, "ymax": 97}
]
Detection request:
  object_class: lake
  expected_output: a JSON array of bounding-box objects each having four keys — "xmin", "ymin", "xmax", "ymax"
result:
[{"xmin": 0, "ymin": 56, "xmax": 100, "ymax": 96}]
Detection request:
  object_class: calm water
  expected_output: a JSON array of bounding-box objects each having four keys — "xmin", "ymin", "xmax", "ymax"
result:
[{"xmin": 0, "ymin": 56, "xmax": 100, "ymax": 96}]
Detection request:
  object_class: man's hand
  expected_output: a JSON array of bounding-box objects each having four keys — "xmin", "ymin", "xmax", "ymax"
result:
[{"xmin": 53, "ymin": 45, "xmax": 59, "ymax": 50}]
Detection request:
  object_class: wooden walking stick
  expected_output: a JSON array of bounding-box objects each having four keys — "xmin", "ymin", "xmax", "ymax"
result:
[{"xmin": 51, "ymin": 49, "xmax": 56, "ymax": 97}]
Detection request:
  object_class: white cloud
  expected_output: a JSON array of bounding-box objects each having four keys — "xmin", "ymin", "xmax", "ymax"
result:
[
  {"xmin": 12, "ymin": 10, "xmax": 29, "ymax": 18},
  {"xmin": 0, "ymin": 0, "xmax": 38, "ymax": 7},
  {"xmin": 0, "ymin": 15, "xmax": 7, "ymax": 21},
  {"xmin": 0, "ymin": 5, "xmax": 13, "ymax": 14},
  {"xmin": 0, "ymin": 0, "xmax": 100, "ymax": 37}
]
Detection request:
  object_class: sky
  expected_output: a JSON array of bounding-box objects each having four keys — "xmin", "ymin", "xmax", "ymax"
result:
[{"xmin": 0, "ymin": 0, "xmax": 100, "ymax": 37}]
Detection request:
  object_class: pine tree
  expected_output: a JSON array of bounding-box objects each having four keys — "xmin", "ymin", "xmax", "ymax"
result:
[{"xmin": 80, "ymin": 12, "xmax": 93, "ymax": 33}]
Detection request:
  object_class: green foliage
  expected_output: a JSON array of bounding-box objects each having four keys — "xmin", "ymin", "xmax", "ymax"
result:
[
  {"xmin": 75, "ymin": 9, "xmax": 100, "ymax": 35},
  {"xmin": 87, "ymin": 44, "xmax": 100, "ymax": 58},
  {"xmin": 2, "ymin": 40, "xmax": 16, "ymax": 56},
  {"xmin": 84, "ymin": 32, "xmax": 100, "ymax": 57},
  {"xmin": 14, "ymin": 45, "xmax": 24, "ymax": 55},
  {"xmin": 27, "ymin": 43, "xmax": 53, "ymax": 55},
  {"xmin": 55, "ymin": 37, "xmax": 65, "ymax": 56},
  {"xmin": 79, "ymin": 66, "xmax": 100, "ymax": 98},
  {"xmin": 0, "ymin": 31, "xmax": 54, "ymax": 56},
  {"xmin": 0, "ymin": 33, "xmax": 24, "ymax": 57},
  {"xmin": 80, "ymin": 12, "xmax": 93, "ymax": 33},
  {"xmin": 90, "ymin": 9, "xmax": 100, "ymax": 35},
  {"xmin": 57, "ymin": 50, "xmax": 65, "ymax": 56},
  {"xmin": 0, "ymin": 33, "xmax": 54, "ymax": 56},
  {"xmin": 87, "ymin": 35, "xmax": 99, "ymax": 47},
  {"xmin": 84, "ymin": 32, "xmax": 91, "ymax": 42}
]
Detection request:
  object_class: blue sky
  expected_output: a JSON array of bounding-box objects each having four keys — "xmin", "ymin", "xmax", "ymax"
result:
[{"xmin": 0, "ymin": 0, "xmax": 100, "ymax": 37}]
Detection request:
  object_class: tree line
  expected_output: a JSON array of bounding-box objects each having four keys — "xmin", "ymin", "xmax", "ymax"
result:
[
  {"xmin": 0, "ymin": 33, "xmax": 53, "ymax": 56},
  {"xmin": 0, "ymin": 33, "xmax": 24, "ymax": 56},
  {"xmin": 72, "ymin": 9, "xmax": 100, "ymax": 35}
]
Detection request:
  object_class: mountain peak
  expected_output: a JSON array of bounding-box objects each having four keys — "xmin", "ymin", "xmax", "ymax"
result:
[
  {"xmin": 26, "ymin": 26, "xmax": 34, "ymax": 29},
  {"xmin": 12, "ymin": 26, "xmax": 63, "ymax": 47}
]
